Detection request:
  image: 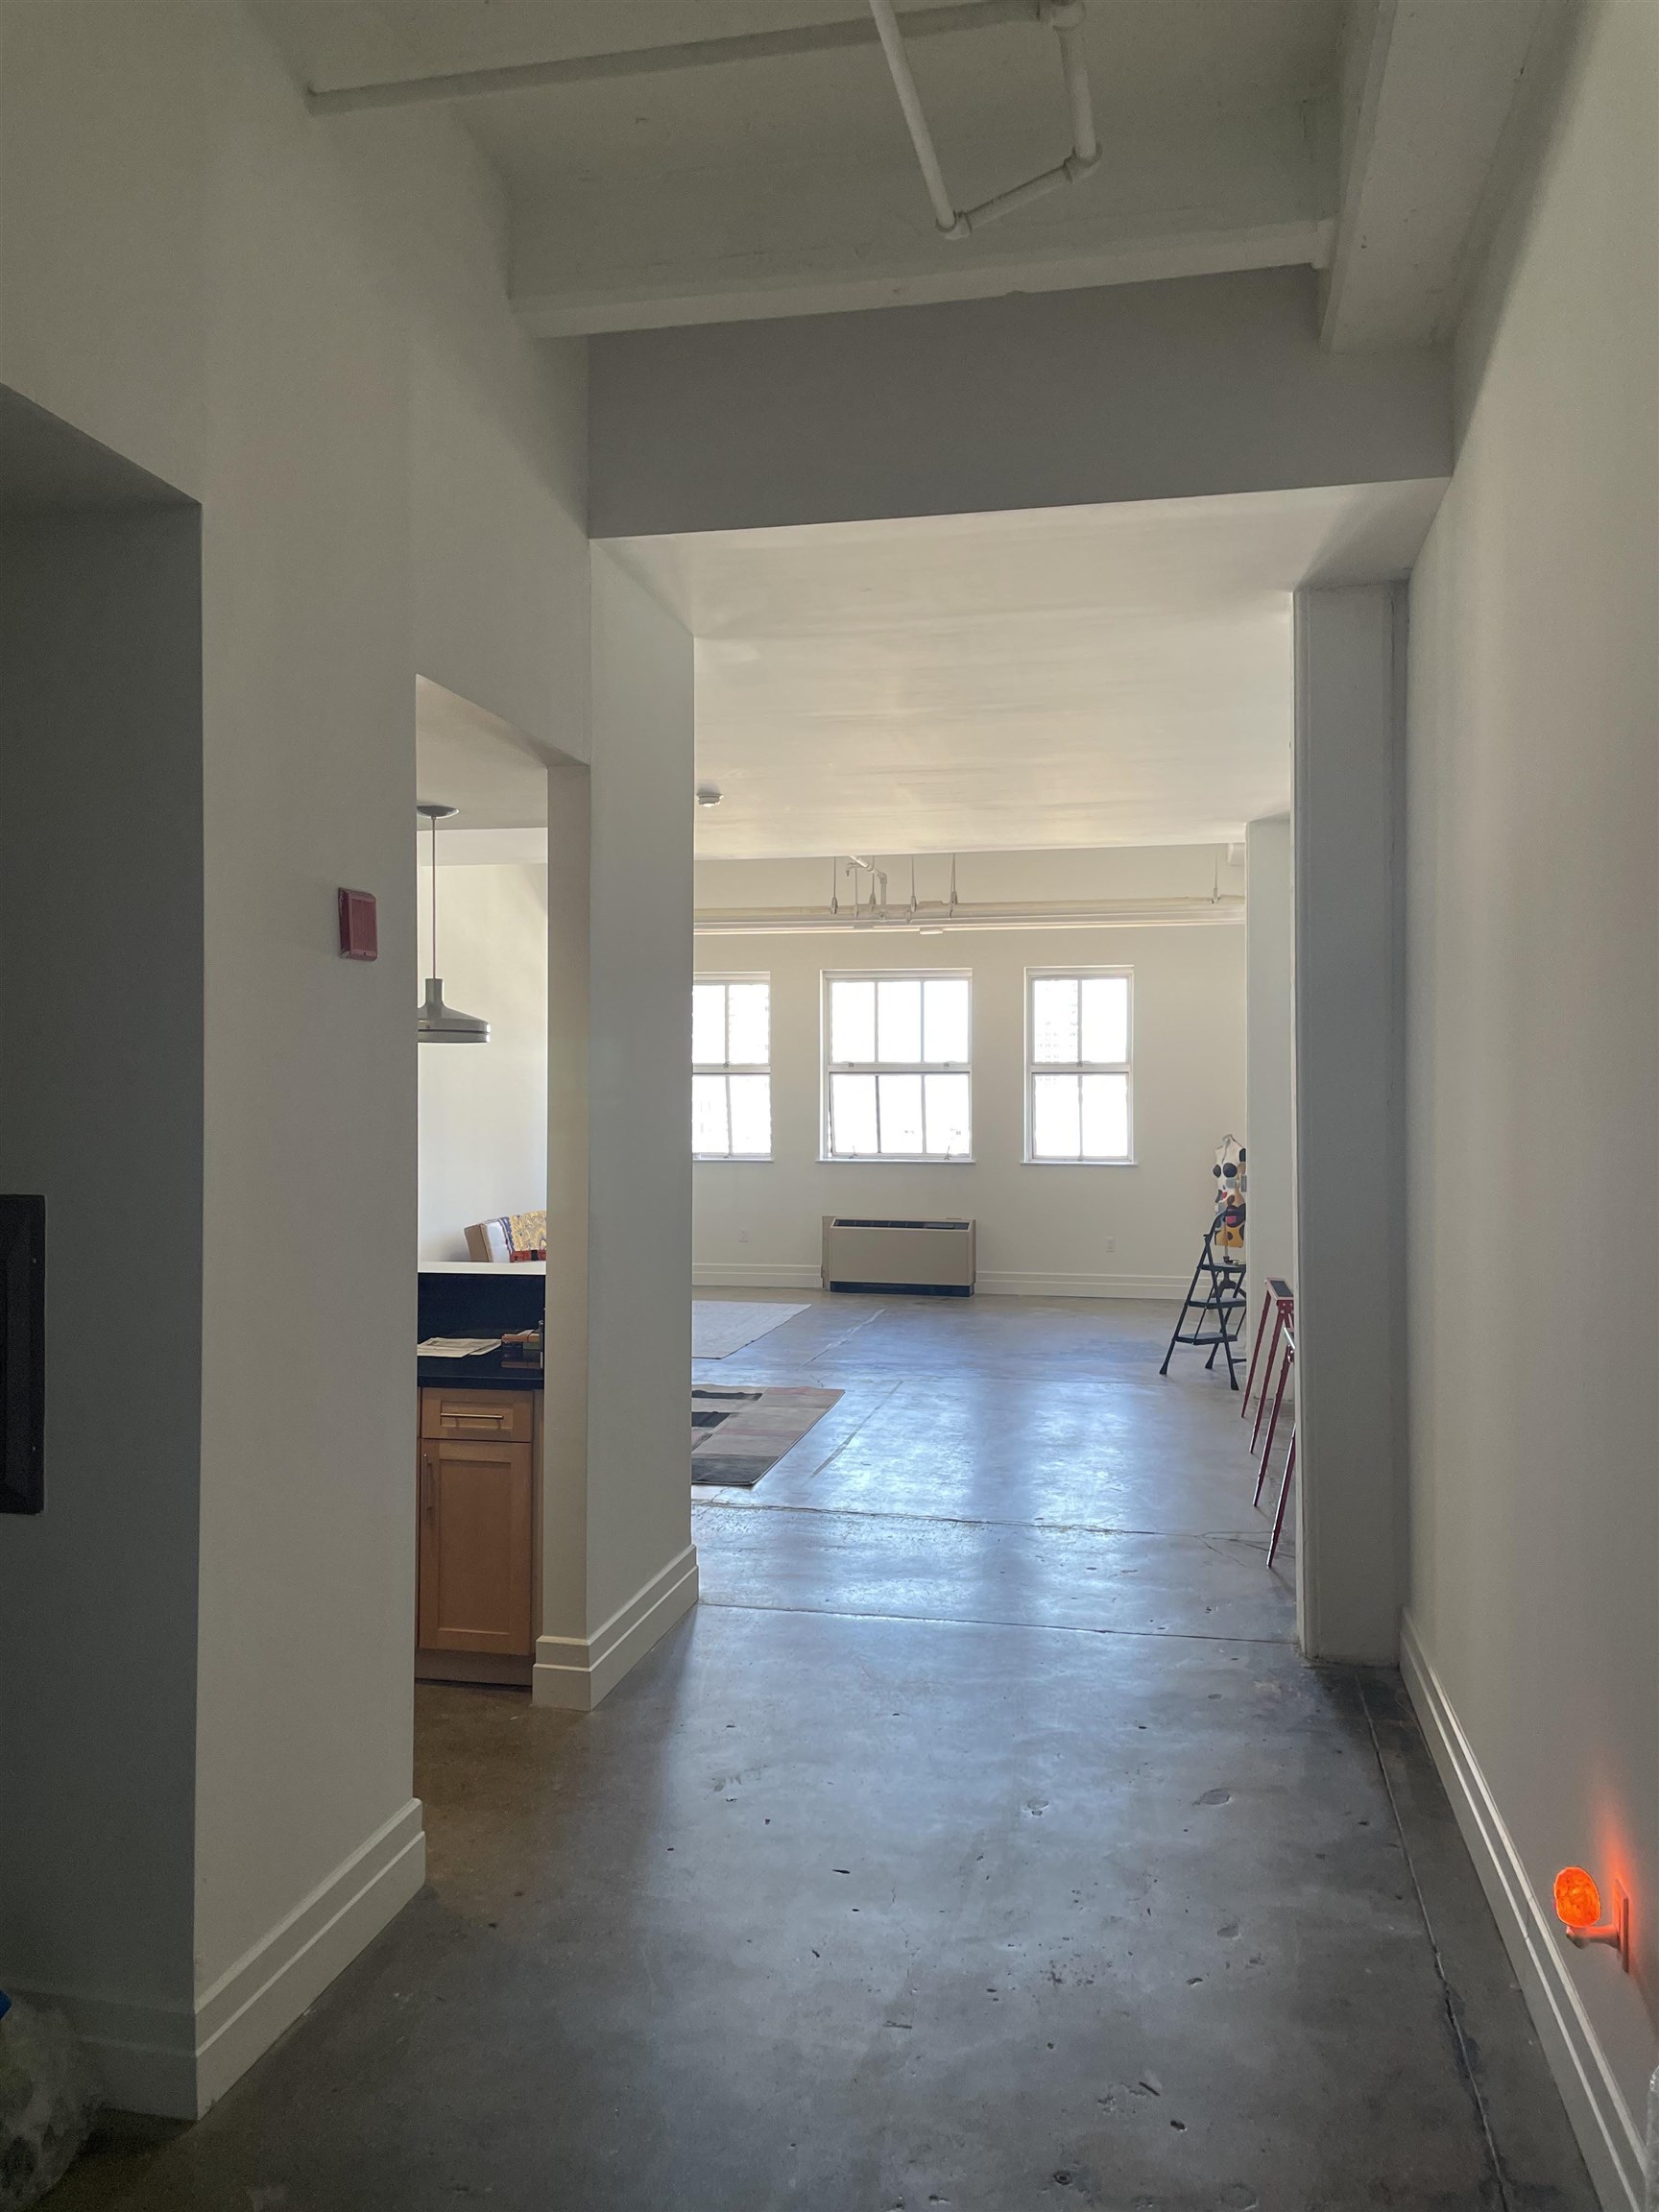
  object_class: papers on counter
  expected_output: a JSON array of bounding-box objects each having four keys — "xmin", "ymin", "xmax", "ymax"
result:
[{"xmin": 417, "ymin": 1337, "xmax": 502, "ymax": 1358}]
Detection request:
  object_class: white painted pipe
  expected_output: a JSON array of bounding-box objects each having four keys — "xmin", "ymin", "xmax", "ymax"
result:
[
  {"xmin": 695, "ymin": 895, "xmax": 1246, "ymax": 936},
  {"xmin": 867, "ymin": 0, "xmax": 968, "ymax": 234},
  {"xmin": 869, "ymin": 0, "xmax": 1099, "ymax": 240},
  {"xmin": 960, "ymin": 160, "xmax": 1072, "ymax": 231},
  {"xmin": 306, "ymin": 0, "xmax": 1038, "ymax": 116},
  {"xmin": 1048, "ymin": 1, "xmax": 1098, "ymax": 164}
]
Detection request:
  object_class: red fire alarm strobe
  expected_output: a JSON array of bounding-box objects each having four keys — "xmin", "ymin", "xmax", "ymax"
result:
[{"xmin": 338, "ymin": 888, "xmax": 378, "ymax": 961}]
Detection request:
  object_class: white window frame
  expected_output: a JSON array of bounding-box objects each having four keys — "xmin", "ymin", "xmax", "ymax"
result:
[
  {"xmin": 1024, "ymin": 966, "xmax": 1135, "ymax": 1166},
  {"xmin": 693, "ymin": 974, "xmax": 773, "ymax": 1162},
  {"xmin": 821, "ymin": 969, "xmax": 974, "ymax": 1164}
]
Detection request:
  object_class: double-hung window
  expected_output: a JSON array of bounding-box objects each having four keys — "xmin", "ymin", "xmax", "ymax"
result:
[
  {"xmin": 824, "ymin": 973, "xmax": 972, "ymax": 1161},
  {"xmin": 692, "ymin": 977, "xmax": 772, "ymax": 1160},
  {"xmin": 1026, "ymin": 970, "xmax": 1133, "ymax": 1163}
]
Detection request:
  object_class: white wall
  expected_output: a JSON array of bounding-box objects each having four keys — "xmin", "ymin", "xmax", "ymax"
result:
[
  {"xmin": 1244, "ymin": 814, "xmax": 1294, "ymax": 1324},
  {"xmin": 693, "ymin": 876, "xmax": 1245, "ymax": 1299},
  {"xmin": 418, "ymin": 859, "xmax": 550, "ymax": 1260},
  {"xmin": 0, "ymin": 1, "xmax": 591, "ymax": 2114},
  {"xmin": 0, "ymin": 501, "xmax": 204, "ymax": 2076},
  {"xmin": 1405, "ymin": 7, "xmax": 1658, "ymax": 2202},
  {"xmin": 589, "ymin": 266, "xmax": 1452, "ymax": 537}
]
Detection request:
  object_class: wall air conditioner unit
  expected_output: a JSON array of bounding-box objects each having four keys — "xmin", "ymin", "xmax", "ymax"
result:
[{"xmin": 822, "ymin": 1216, "xmax": 975, "ymax": 1296}]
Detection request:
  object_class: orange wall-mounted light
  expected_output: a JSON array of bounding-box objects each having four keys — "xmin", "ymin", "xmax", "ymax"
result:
[{"xmin": 1553, "ymin": 1866, "xmax": 1630, "ymax": 1969}]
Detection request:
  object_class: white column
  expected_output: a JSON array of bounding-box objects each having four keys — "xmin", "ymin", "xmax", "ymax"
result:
[
  {"xmin": 1292, "ymin": 584, "xmax": 1406, "ymax": 1663},
  {"xmin": 535, "ymin": 546, "xmax": 697, "ymax": 1707},
  {"xmin": 1244, "ymin": 813, "xmax": 1294, "ymax": 1332}
]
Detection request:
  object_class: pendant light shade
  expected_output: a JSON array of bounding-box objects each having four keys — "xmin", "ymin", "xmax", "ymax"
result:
[{"xmin": 418, "ymin": 803, "xmax": 490, "ymax": 1045}]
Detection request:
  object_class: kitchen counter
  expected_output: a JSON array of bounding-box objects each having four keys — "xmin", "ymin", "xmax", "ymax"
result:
[
  {"xmin": 418, "ymin": 1262, "xmax": 544, "ymax": 1390},
  {"xmin": 417, "ymin": 1346, "xmax": 542, "ymax": 1391}
]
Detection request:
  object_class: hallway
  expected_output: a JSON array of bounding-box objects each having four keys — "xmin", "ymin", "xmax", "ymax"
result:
[{"xmin": 56, "ymin": 1299, "xmax": 1593, "ymax": 2210}]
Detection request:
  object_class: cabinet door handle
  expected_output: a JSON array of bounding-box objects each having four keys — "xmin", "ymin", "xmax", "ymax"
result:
[
  {"xmin": 444, "ymin": 1410, "xmax": 508, "ymax": 1429},
  {"xmin": 421, "ymin": 1456, "xmax": 435, "ymax": 1523}
]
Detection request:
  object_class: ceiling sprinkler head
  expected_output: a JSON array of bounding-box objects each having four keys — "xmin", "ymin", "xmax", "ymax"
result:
[{"xmin": 695, "ymin": 785, "xmax": 723, "ymax": 808}]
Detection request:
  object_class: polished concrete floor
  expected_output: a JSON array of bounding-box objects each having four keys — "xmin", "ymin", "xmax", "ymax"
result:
[{"xmin": 53, "ymin": 1295, "xmax": 1594, "ymax": 2211}]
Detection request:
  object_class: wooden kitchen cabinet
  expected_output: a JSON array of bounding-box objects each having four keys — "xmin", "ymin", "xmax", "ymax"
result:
[{"xmin": 416, "ymin": 1387, "xmax": 539, "ymax": 1672}]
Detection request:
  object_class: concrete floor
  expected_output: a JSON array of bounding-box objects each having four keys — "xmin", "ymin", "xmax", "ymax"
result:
[{"xmin": 52, "ymin": 1294, "xmax": 1594, "ymax": 2211}]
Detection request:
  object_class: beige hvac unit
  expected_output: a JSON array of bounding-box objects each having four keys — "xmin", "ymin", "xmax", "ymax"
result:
[{"xmin": 822, "ymin": 1216, "xmax": 975, "ymax": 1296}]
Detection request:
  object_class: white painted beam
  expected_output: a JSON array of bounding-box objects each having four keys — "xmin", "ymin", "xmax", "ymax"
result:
[
  {"xmin": 512, "ymin": 106, "xmax": 1330, "ymax": 337},
  {"xmin": 517, "ymin": 217, "xmax": 1332, "ymax": 338},
  {"xmin": 303, "ymin": 0, "xmax": 1037, "ymax": 116},
  {"xmin": 1322, "ymin": 0, "xmax": 1550, "ymax": 351}
]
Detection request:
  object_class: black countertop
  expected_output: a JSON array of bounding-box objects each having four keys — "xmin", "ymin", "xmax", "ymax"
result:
[{"xmin": 417, "ymin": 1346, "xmax": 542, "ymax": 1392}]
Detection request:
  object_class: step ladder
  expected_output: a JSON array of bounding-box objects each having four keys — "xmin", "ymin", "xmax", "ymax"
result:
[{"xmin": 1159, "ymin": 1207, "xmax": 1249, "ymax": 1389}]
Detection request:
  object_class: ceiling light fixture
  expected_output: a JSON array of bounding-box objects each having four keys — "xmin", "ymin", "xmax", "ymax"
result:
[
  {"xmin": 695, "ymin": 785, "xmax": 723, "ymax": 808},
  {"xmin": 417, "ymin": 803, "xmax": 490, "ymax": 1045}
]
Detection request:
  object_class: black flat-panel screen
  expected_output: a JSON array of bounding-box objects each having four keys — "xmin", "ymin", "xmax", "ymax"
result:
[{"xmin": 0, "ymin": 1196, "xmax": 44, "ymax": 1514}]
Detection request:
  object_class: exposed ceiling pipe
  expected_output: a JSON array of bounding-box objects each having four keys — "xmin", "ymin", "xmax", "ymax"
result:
[
  {"xmin": 1053, "ymin": 2, "xmax": 1097, "ymax": 163},
  {"xmin": 305, "ymin": 0, "xmax": 1039, "ymax": 117},
  {"xmin": 697, "ymin": 894, "xmax": 1246, "ymax": 937},
  {"xmin": 866, "ymin": 0, "xmax": 965, "ymax": 233},
  {"xmin": 868, "ymin": 0, "xmax": 1100, "ymax": 237}
]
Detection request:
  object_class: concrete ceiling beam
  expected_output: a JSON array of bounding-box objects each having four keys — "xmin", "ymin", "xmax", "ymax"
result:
[{"xmin": 1321, "ymin": 0, "xmax": 1556, "ymax": 351}]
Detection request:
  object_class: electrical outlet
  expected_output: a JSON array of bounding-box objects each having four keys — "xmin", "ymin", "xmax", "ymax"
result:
[
  {"xmin": 1104, "ymin": 1237, "xmax": 1116, "ymax": 1253},
  {"xmin": 738, "ymin": 1229, "xmax": 750, "ymax": 1244}
]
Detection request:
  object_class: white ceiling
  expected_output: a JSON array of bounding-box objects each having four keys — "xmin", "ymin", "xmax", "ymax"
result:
[
  {"xmin": 274, "ymin": 0, "xmax": 1551, "ymax": 342},
  {"xmin": 416, "ymin": 676, "xmax": 549, "ymax": 830},
  {"xmin": 611, "ymin": 480, "xmax": 1445, "ymax": 858}
]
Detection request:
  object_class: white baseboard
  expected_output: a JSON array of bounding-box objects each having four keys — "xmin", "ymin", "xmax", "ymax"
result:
[
  {"xmin": 975, "ymin": 1269, "xmax": 1187, "ymax": 1300},
  {"xmin": 2, "ymin": 1985, "xmax": 198, "ymax": 2122},
  {"xmin": 535, "ymin": 1545, "xmax": 700, "ymax": 1712},
  {"xmin": 191, "ymin": 1797, "xmax": 425, "ymax": 2113},
  {"xmin": 693, "ymin": 1262, "xmax": 1184, "ymax": 1300},
  {"xmin": 694, "ymin": 1262, "xmax": 821, "ymax": 1289},
  {"xmin": 13, "ymin": 1798, "xmax": 425, "ymax": 2119},
  {"xmin": 1400, "ymin": 1615, "xmax": 1646, "ymax": 2212}
]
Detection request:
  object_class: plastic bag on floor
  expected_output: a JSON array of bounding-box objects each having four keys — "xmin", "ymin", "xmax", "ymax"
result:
[{"xmin": 0, "ymin": 1993, "xmax": 99, "ymax": 2210}]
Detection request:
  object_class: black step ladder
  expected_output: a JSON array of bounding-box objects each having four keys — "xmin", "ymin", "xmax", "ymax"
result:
[{"xmin": 1159, "ymin": 1208, "xmax": 1248, "ymax": 1388}]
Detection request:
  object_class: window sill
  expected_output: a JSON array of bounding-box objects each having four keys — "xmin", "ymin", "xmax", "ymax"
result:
[
  {"xmin": 1022, "ymin": 1155, "xmax": 1137, "ymax": 1168},
  {"xmin": 694, "ymin": 1154, "xmax": 774, "ymax": 1165},
  {"xmin": 820, "ymin": 1155, "xmax": 975, "ymax": 1166}
]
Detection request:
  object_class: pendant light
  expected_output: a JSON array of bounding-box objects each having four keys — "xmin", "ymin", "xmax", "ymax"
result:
[{"xmin": 417, "ymin": 802, "xmax": 490, "ymax": 1044}]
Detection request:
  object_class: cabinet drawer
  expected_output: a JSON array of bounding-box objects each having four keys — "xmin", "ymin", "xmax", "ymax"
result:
[{"xmin": 421, "ymin": 1386, "xmax": 535, "ymax": 1444}]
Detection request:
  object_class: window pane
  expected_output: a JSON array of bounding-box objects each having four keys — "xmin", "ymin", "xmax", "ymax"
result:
[
  {"xmin": 728, "ymin": 1074, "xmax": 772, "ymax": 1156},
  {"xmin": 692, "ymin": 1073, "xmax": 730, "ymax": 1155},
  {"xmin": 1032, "ymin": 1072, "xmax": 1081, "ymax": 1160},
  {"xmin": 878, "ymin": 1071, "xmax": 925, "ymax": 1155},
  {"xmin": 922, "ymin": 976, "xmax": 970, "ymax": 1065},
  {"xmin": 925, "ymin": 1072, "xmax": 972, "ymax": 1158},
  {"xmin": 830, "ymin": 1072, "xmax": 878, "ymax": 1156},
  {"xmin": 1081, "ymin": 975, "xmax": 1128, "ymax": 1066},
  {"xmin": 1081, "ymin": 1072, "xmax": 1130, "ymax": 1160},
  {"xmin": 830, "ymin": 978, "xmax": 875, "ymax": 1065},
  {"xmin": 726, "ymin": 982, "xmax": 769, "ymax": 1067},
  {"xmin": 1032, "ymin": 976, "xmax": 1079, "ymax": 1065},
  {"xmin": 877, "ymin": 977, "xmax": 922, "ymax": 1065},
  {"xmin": 691, "ymin": 983, "xmax": 726, "ymax": 1069}
]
